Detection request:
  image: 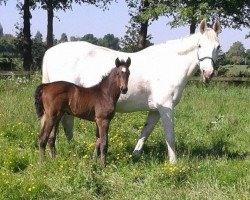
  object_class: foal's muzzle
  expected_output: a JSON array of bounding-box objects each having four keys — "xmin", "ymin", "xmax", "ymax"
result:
[{"xmin": 120, "ymin": 86, "xmax": 128, "ymax": 94}]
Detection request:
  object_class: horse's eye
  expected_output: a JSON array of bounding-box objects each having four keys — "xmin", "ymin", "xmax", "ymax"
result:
[
  {"xmin": 217, "ymin": 45, "xmax": 221, "ymax": 50},
  {"xmin": 198, "ymin": 44, "xmax": 201, "ymax": 48}
]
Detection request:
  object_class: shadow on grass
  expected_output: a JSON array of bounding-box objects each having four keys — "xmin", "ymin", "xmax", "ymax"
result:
[
  {"xmin": 126, "ymin": 138, "xmax": 248, "ymax": 163},
  {"xmin": 177, "ymin": 139, "xmax": 249, "ymax": 160}
]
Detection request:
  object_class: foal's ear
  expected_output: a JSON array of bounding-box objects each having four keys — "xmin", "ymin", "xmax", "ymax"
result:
[
  {"xmin": 126, "ymin": 57, "xmax": 131, "ymax": 67},
  {"xmin": 115, "ymin": 57, "xmax": 121, "ymax": 67},
  {"xmin": 213, "ymin": 20, "xmax": 221, "ymax": 34},
  {"xmin": 199, "ymin": 19, "xmax": 207, "ymax": 34}
]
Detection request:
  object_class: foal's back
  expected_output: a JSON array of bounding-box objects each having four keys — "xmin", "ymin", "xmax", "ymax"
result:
[{"xmin": 42, "ymin": 81, "xmax": 101, "ymax": 121}]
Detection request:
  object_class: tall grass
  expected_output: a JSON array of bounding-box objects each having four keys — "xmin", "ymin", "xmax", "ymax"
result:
[{"xmin": 0, "ymin": 76, "xmax": 249, "ymax": 199}]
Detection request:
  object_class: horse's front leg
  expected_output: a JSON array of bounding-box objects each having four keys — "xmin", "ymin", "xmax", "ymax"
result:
[
  {"xmin": 132, "ymin": 111, "xmax": 160, "ymax": 158},
  {"xmin": 96, "ymin": 118, "xmax": 110, "ymax": 167},
  {"xmin": 61, "ymin": 114, "xmax": 74, "ymax": 141},
  {"xmin": 157, "ymin": 103, "xmax": 177, "ymax": 164}
]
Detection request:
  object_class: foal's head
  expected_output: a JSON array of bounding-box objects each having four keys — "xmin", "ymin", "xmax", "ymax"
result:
[{"xmin": 115, "ymin": 57, "xmax": 131, "ymax": 94}]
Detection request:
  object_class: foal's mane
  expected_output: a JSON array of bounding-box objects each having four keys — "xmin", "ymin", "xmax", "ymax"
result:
[{"xmin": 96, "ymin": 59, "xmax": 127, "ymax": 86}]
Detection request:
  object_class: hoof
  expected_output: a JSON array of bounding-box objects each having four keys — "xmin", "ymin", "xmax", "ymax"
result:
[{"xmin": 132, "ymin": 150, "xmax": 141, "ymax": 162}]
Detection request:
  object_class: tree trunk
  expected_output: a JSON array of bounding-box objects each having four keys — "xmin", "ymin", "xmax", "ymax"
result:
[
  {"xmin": 137, "ymin": 0, "xmax": 149, "ymax": 51},
  {"xmin": 46, "ymin": 0, "xmax": 54, "ymax": 49},
  {"xmin": 138, "ymin": 20, "xmax": 148, "ymax": 51},
  {"xmin": 189, "ymin": 20, "xmax": 196, "ymax": 34},
  {"xmin": 22, "ymin": 0, "xmax": 32, "ymax": 70}
]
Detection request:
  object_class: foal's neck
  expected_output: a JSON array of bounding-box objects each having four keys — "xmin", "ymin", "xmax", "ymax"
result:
[{"xmin": 99, "ymin": 68, "xmax": 121, "ymax": 101}]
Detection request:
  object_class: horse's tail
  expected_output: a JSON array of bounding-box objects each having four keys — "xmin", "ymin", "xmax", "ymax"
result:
[
  {"xmin": 41, "ymin": 52, "xmax": 50, "ymax": 83},
  {"xmin": 34, "ymin": 84, "xmax": 46, "ymax": 118},
  {"xmin": 42, "ymin": 68, "xmax": 50, "ymax": 83}
]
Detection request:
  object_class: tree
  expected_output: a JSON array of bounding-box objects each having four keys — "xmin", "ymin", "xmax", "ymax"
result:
[
  {"xmin": 16, "ymin": 0, "xmax": 35, "ymax": 70},
  {"xmin": 0, "ymin": 34, "xmax": 16, "ymax": 56},
  {"xmin": 81, "ymin": 34, "xmax": 98, "ymax": 44},
  {"xmin": 227, "ymin": 41, "xmax": 246, "ymax": 65},
  {"xmin": 0, "ymin": 0, "xmax": 7, "ymax": 5},
  {"xmin": 125, "ymin": 0, "xmax": 150, "ymax": 50},
  {"xmin": 135, "ymin": 1, "xmax": 250, "ymax": 35},
  {"xmin": 120, "ymin": 22, "xmax": 153, "ymax": 52},
  {"xmin": 58, "ymin": 32, "xmax": 68, "ymax": 43},
  {"xmin": 245, "ymin": 49, "xmax": 250, "ymax": 65},
  {"xmin": 0, "ymin": 23, "xmax": 3, "ymax": 37},
  {"xmin": 37, "ymin": 0, "xmax": 114, "ymax": 49},
  {"xmin": 32, "ymin": 31, "xmax": 46, "ymax": 68},
  {"xmin": 98, "ymin": 34, "xmax": 120, "ymax": 50},
  {"xmin": 122, "ymin": 0, "xmax": 156, "ymax": 52}
]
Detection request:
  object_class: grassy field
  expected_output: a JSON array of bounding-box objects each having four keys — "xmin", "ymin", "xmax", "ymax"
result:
[{"xmin": 0, "ymin": 75, "xmax": 249, "ymax": 200}]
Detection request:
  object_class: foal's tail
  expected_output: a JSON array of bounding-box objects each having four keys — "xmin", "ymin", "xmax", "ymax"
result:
[{"xmin": 34, "ymin": 84, "xmax": 46, "ymax": 118}]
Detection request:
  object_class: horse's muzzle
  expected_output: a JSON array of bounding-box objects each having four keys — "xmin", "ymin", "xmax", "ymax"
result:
[{"xmin": 202, "ymin": 70, "xmax": 214, "ymax": 83}]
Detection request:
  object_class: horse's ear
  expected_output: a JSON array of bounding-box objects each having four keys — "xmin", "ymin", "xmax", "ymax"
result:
[
  {"xmin": 199, "ymin": 19, "xmax": 207, "ymax": 34},
  {"xmin": 115, "ymin": 58, "xmax": 120, "ymax": 68},
  {"xmin": 213, "ymin": 20, "xmax": 221, "ymax": 34},
  {"xmin": 126, "ymin": 57, "xmax": 131, "ymax": 67}
]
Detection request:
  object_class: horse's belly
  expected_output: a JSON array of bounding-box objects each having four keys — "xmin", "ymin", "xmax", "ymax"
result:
[{"xmin": 115, "ymin": 92, "xmax": 152, "ymax": 113}]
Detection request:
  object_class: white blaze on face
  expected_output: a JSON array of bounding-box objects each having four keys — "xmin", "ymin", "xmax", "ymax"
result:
[{"xmin": 122, "ymin": 67, "xmax": 126, "ymax": 72}]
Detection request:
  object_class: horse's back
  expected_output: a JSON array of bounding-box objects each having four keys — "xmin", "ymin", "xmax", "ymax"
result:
[{"xmin": 42, "ymin": 41, "xmax": 121, "ymax": 85}]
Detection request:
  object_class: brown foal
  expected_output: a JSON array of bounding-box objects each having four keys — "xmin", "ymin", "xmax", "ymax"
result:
[{"xmin": 35, "ymin": 57, "xmax": 131, "ymax": 166}]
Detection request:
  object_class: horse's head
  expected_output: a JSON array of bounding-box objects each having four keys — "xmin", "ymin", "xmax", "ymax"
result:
[
  {"xmin": 197, "ymin": 20, "xmax": 221, "ymax": 83},
  {"xmin": 115, "ymin": 57, "xmax": 131, "ymax": 94}
]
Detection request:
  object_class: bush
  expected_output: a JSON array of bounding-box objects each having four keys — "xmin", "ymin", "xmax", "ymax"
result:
[{"xmin": 215, "ymin": 65, "xmax": 250, "ymax": 77}]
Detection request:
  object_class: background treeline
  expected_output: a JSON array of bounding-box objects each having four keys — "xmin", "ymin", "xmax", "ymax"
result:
[
  {"xmin": 0, "ymin": 0, "xmax": 250, "ymax": 77},
  {"xmin": 1, "ymin": 31, "xmax": 250, "ymax": 77}
]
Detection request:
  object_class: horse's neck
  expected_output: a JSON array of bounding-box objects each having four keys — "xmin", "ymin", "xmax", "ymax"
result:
[
  {"xmin": 172, "ymin": 33, "xmax": 200, "ymax": 54},
  {"xmin": 175, "ymin": 33, "xmax": 200, "ymax": 78}
]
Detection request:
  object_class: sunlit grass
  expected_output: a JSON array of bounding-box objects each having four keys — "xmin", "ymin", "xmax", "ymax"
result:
[{"xmin": 0, "ymin": 76, "xmax": 249, "ymax": 199}]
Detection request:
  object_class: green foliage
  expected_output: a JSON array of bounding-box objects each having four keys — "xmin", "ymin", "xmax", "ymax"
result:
[
  {"xmin": 70, "ymin": 34, "xmax": 98, "ymax": 44},
  {"xmin": 97, "ymin": 34, "xmax": 120, "ymax": 50},
  {"xmin": 226, "ymin": 41, "xmax": 246, "ymax": 65},
  {"xmin": 32, "ymin": 31, "xmax": 46, "ymax": 69},
  {"xmin": 216, "ymin": 65, "xmax": 250, "ymax": 77},
  {"xmin": 245, "ymin": 49, "xmax": 250, "ymax": 64},
  {"xmin": 120, "ymin": 20, "xmax": 153, "ymax": 53},
  {"xmin": 0, "ymin": 34, "xmax": 16, "ymax": 55},
  {"xmin": 0, "ymin": 76, "xmax": 249, "ymax": 199},
  {"xmin": 58, "ymin": 32, "xmax": 68, "ymax": 43},
  {"xmin": 0, "ymin": 23, "xmax": 3, "ymax": 37}
]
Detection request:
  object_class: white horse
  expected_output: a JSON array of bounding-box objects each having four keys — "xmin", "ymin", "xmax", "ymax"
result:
[{"xmin": 42, "ymin": 20, "xmax": 221, "ymax": 164}]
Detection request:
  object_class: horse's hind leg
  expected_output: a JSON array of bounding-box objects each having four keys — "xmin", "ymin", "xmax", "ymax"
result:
[
  {"xmin": 132, "ymin": 111, "xmax": 160, "ymax": 158},
  {"xmin": 61, "ymin": 114, "xmax": 74, "ymax": 141},
  {"xmin": 48, "ymin": 121, "xmax": 59, "ymax": 159},
  {"xmin": 38, "ymin": 116, "xmax": 54, "ymax": 163}
]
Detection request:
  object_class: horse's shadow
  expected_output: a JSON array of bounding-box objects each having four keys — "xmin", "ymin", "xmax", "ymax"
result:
[
  {"xmin": 176, "ymin": 139, "xmax": 248, "ymax": 160},
  {"xmin": 127, "ymin": 138, "xmax": 248, "ymax": 163}
]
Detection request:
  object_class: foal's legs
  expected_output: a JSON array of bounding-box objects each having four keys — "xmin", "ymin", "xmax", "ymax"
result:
[
  {"xmin": 48, "ymin": 121, "xmax": 60, "ymax": 159},
  {"xmin": 93, "ymin": 124, "xmax": 101, "ymax": 160},
  {"xmin": 38, "ymin": 116, "xmax": 55, "ymax": 163},
  {"xmin": 132, "ymin": 111, "xmax": 160, "ymax": 157},
  {"xmin": 61, "ymin": 114, "xmax": 74, "ymax": 141},
  {"xmin": 96, "ymin": 118, "xmax": 110, "ymax": 167}
]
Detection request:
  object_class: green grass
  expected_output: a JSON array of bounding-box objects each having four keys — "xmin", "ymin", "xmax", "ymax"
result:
[{"xmin": 0, "ymin": 76, "xmax": 249, "ymax": 200}]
